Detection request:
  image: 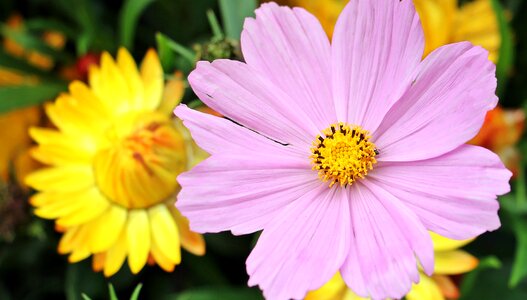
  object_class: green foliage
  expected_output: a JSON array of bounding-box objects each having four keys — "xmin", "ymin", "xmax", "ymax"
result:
[
  {"xmin": 218, "ymin": 0, "xmax": 257, "ymax": 39},
  {"xmin": 491, "ymin": 0, "xmax": 515, "ymax": 96},
  {"xmin": 119, "ymin": 0, "xmax": 157, "ymax": 50},
  {"xmin": 0, "ymin": 82, "xmax": 67, "ymax": 113}
]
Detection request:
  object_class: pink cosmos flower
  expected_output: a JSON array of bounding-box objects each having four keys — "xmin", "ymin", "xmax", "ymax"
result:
[{"xmin": 174, "ymin": 0, "xmax": 511, "ymax": 299}]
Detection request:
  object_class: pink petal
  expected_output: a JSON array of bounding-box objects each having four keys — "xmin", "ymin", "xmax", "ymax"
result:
[
  {"xmin": 340, "ymin": 181, "xmax": 433, "ymax": 299},
  {"xmin": 246, "ymin": 185, "xmax": 350, "ymax": 300},
  {"xmin": 177, "ymin": 155, "xmax": 319, "ymax": 235},
  {"xmin": 241, "ymin": 3, "xmax": 335, "ymax": 129},
  {"xmin": 175, "ymin": 105, "xmax": 317, "ymax": 235},
  {"xmin": 175, "ymin": 105, "xmax": 308, "ymax": 157},
  {"xmin": 373, "ymin": 42, "xmax": 497, "ymax": 162},
  {"xmin": 188, "ymin": 59, "xmax": 319, "ymax": 148},
  {"xmin": 369, "ymin": 145, "xmax": 511, "ymax": 239},
  {"xmin": 332, "ymin": 0, "xmax": 424, "ymax": 131}
]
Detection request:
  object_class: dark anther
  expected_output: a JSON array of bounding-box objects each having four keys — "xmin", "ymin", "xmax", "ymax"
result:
[{"xmin": 374, "ymin": 149, "xmax": 380, "ymax": 155}]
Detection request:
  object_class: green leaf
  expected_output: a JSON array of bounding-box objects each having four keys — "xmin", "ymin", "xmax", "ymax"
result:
[
  {"xmin": 460, "ymin": 256, "xmax": 502, "ymax": 296},
  {"xmin": 509, "ymin": 215, "xmax": 527, "ymax": 287},
  {"xmin": 491, "ymin": 0, "xmax": 515, "ymax": 96},
  {"xmin": 164, "ymin": 287, "xmax": 263, "ymax": 300},
  {"xmin": 119, "ymin": 0, "xmax": 157, "ymax": 50},
  {"xmin": 80, "ymin": 294, "xmax": 92, "ymax": 300},
  {"xmin": 0, "ymin": 82, "xmax": 66, "ymax": 114},
  {"xmin": 129, "ymin": 284, "xmax": 143, "ymax": 300},
  {"xmin": 219, "ymin": 0, "xmax": 257, "ymax": 39},
  {"xmin": 206, "ymin": 9, "xmax": 224, "ymax": 39},
  {"xmin": 65, "ymin": 264, "xmax": 81, "ymax": 300},
  {"xmin": 187, "ymin": 99, "xmax": 204, "ymax": 109},
  {"xmin": 108, "ymin": 284, "xmax": 119, "ymax": 300},
  {"xmin": 156, "ymin": 33, "xmax": 195, "ymax": 65}
]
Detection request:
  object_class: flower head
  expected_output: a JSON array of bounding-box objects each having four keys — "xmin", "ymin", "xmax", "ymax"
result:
[
  {"xmin": 175, "ymin": 1, "xmax": 510, "ymax": 299},
  {"xmin": 26, "ymin": 48, "xmax": 205, "ymax": 276}
]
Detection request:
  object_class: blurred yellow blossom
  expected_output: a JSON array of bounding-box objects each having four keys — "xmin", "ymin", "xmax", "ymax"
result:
[
  {"xmin": 305, "ymin": 233, "xmax": 478, "ymax": 300},
  {"xmin": 280, "ymin": 0, "xmax": 500, "ymax": 62},
  {"xmin": 25, "ymin": 48, "xmax": 205, "ymax": 276}
]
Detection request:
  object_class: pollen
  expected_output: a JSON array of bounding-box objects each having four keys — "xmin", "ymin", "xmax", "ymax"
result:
[{"xmin": 311, "ymin": 123, "xmax": 378, "ymax": 187}]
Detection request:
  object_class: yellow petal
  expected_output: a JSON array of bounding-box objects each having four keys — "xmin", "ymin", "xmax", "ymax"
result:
[
  {"xmin": 33, "ymin": 188, "xmax": 95, "ymax": 219},
  {"xmin": 406, "ymin": 272, "xmax": 445, "ymax": 300},
  {"xmin": 30, "ymin": 127, "xmax": 96, "ymax": 166},
  {"xmin": 150, "ymin": 238, "xmax": 175, "ymax": 272},
  {"xmin": 453, "ymin": 0, "xmax": 500, "ymax": 63},
  {"xmin": 126, "ymin": 209, "xmax": 151, "ymax": 274},
  {"xmin": 431, "ymin": 232, "xmax": 473, "ymax": 252},
  {"xmin": 148, "ymin": 204, "xmax": 181, "ymax": 264},
  {"xmin": 56, "ymin": 188, "xmax": 111, "ymax": 227},
  {"xmin": 45, "ymin": 92, "xmax": 108, "ymax": 137},
  {"xmin": 68, "ymin": 81, "xmax": 111, "ymax": 119},
  {"xmin": 413, "ymin": 0, "xmax": 457, "ymax": 56},
  {"xmin": 140, "ymin": 49, "xmax": 163, "ymax": 111},
  {"xmin": 170, "ymin": 206, "xmax": 205, "ymax": 256},
  {"xmin": 435, "ymin": 250, "xmax": 479, "ymax": 275},
  {"xmin": 158, "ymin": 71, "xmax": 184, "ymax": 115},
  {"xmin": 103, "ymin": 231, "xmax": 128, "ymax": 277},
  {"xmin": 69, "ymin": 247, "xmax": 91, "ymax": 263},
  {"xmin": 58, "ymin": 226, "xmax": 82, "ymax": 254},
  {"xmin": 25, "ymin": 165, "xmax": 94, "ymax": 192},
  {"xmin": 87, "ymin": 205, "xmax": 127, "ymax": 253},
  {"xmin": 305, "ymin": 272, "xmax": 349, "ymax": 300},
  {"xmin": 117, "ymin": 48, "xmax": 144, "ymax": 110},
  {"xmin": 90, "ymin": 52, "xmax": 133, "ymax": 115}
]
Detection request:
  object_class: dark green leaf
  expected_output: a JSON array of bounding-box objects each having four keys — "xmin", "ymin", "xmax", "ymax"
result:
[
  {"xmin": 25, "ymin": 19, "xmax": 77, "ymax": 40},
  {"xmin": 509, "ymin": 215, "xmax": 527, "ymax": 287},
  {"xmin": 219, "ymin": 0, "xmax": 257, "ymax": 39},
  {"xmin": 119, "ymin": 0, "xmax": 157, "ymax": 50},
  {"xmin": 156, "ymin": 33, "xmax": 195, "ymax": 65},
  {"xmin": 460, "ymin": 256, "xmax": 502, "ymax": 296},
  {"xmin": 491, "ymin": 0, "xmax": 514, "ymax": 96},
  {"xmin": 0, "ymin": 82, "xmax": 66, "ymax": 114}
]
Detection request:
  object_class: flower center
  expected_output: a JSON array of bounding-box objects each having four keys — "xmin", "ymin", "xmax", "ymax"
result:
[
  {"xmin": 311, "ymin": 123, "xmax": 378, "ymax": 187},
  {"xmin": 94, "ymin": 112, "xmax": 187, "ymax": 209}
]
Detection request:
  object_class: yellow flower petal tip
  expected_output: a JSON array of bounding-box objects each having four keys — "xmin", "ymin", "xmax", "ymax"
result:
[{"xmin": 26, "ymin": 48, "xmax": 203, "ymax": 276}]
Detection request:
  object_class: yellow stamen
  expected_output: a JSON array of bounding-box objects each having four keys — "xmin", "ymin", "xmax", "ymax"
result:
[{"xmin": 311, "ymin": 123, "xmax": 377, "ymax": 187}]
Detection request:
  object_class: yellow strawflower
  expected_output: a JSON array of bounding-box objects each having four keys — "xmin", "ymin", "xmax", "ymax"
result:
[
  {"xmin": 282, "ymin": 0, "xmax": 500, "ymax": 62},
  {"xmin": 25, "ymin": 48, "xmax": 205, "ymax": 276},
  {"xmin": 306, "ymin": 233, "xmax": 478, "ymax": 300}
]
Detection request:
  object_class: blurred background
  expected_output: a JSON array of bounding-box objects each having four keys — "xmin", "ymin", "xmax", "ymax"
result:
[{"xmin": 1, "ymin": 0, "xmax": 527, "ymax": 299}]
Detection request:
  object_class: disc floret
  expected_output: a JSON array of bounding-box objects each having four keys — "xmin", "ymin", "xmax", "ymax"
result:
[{"xmin": 311, "ymin": 123, "xmax": 378, "ymax": 187}]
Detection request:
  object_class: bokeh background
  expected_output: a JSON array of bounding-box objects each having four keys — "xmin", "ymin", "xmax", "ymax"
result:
[{"xmin": 1, "ymin": 0, "xmax": 527, "ymax": 299}]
